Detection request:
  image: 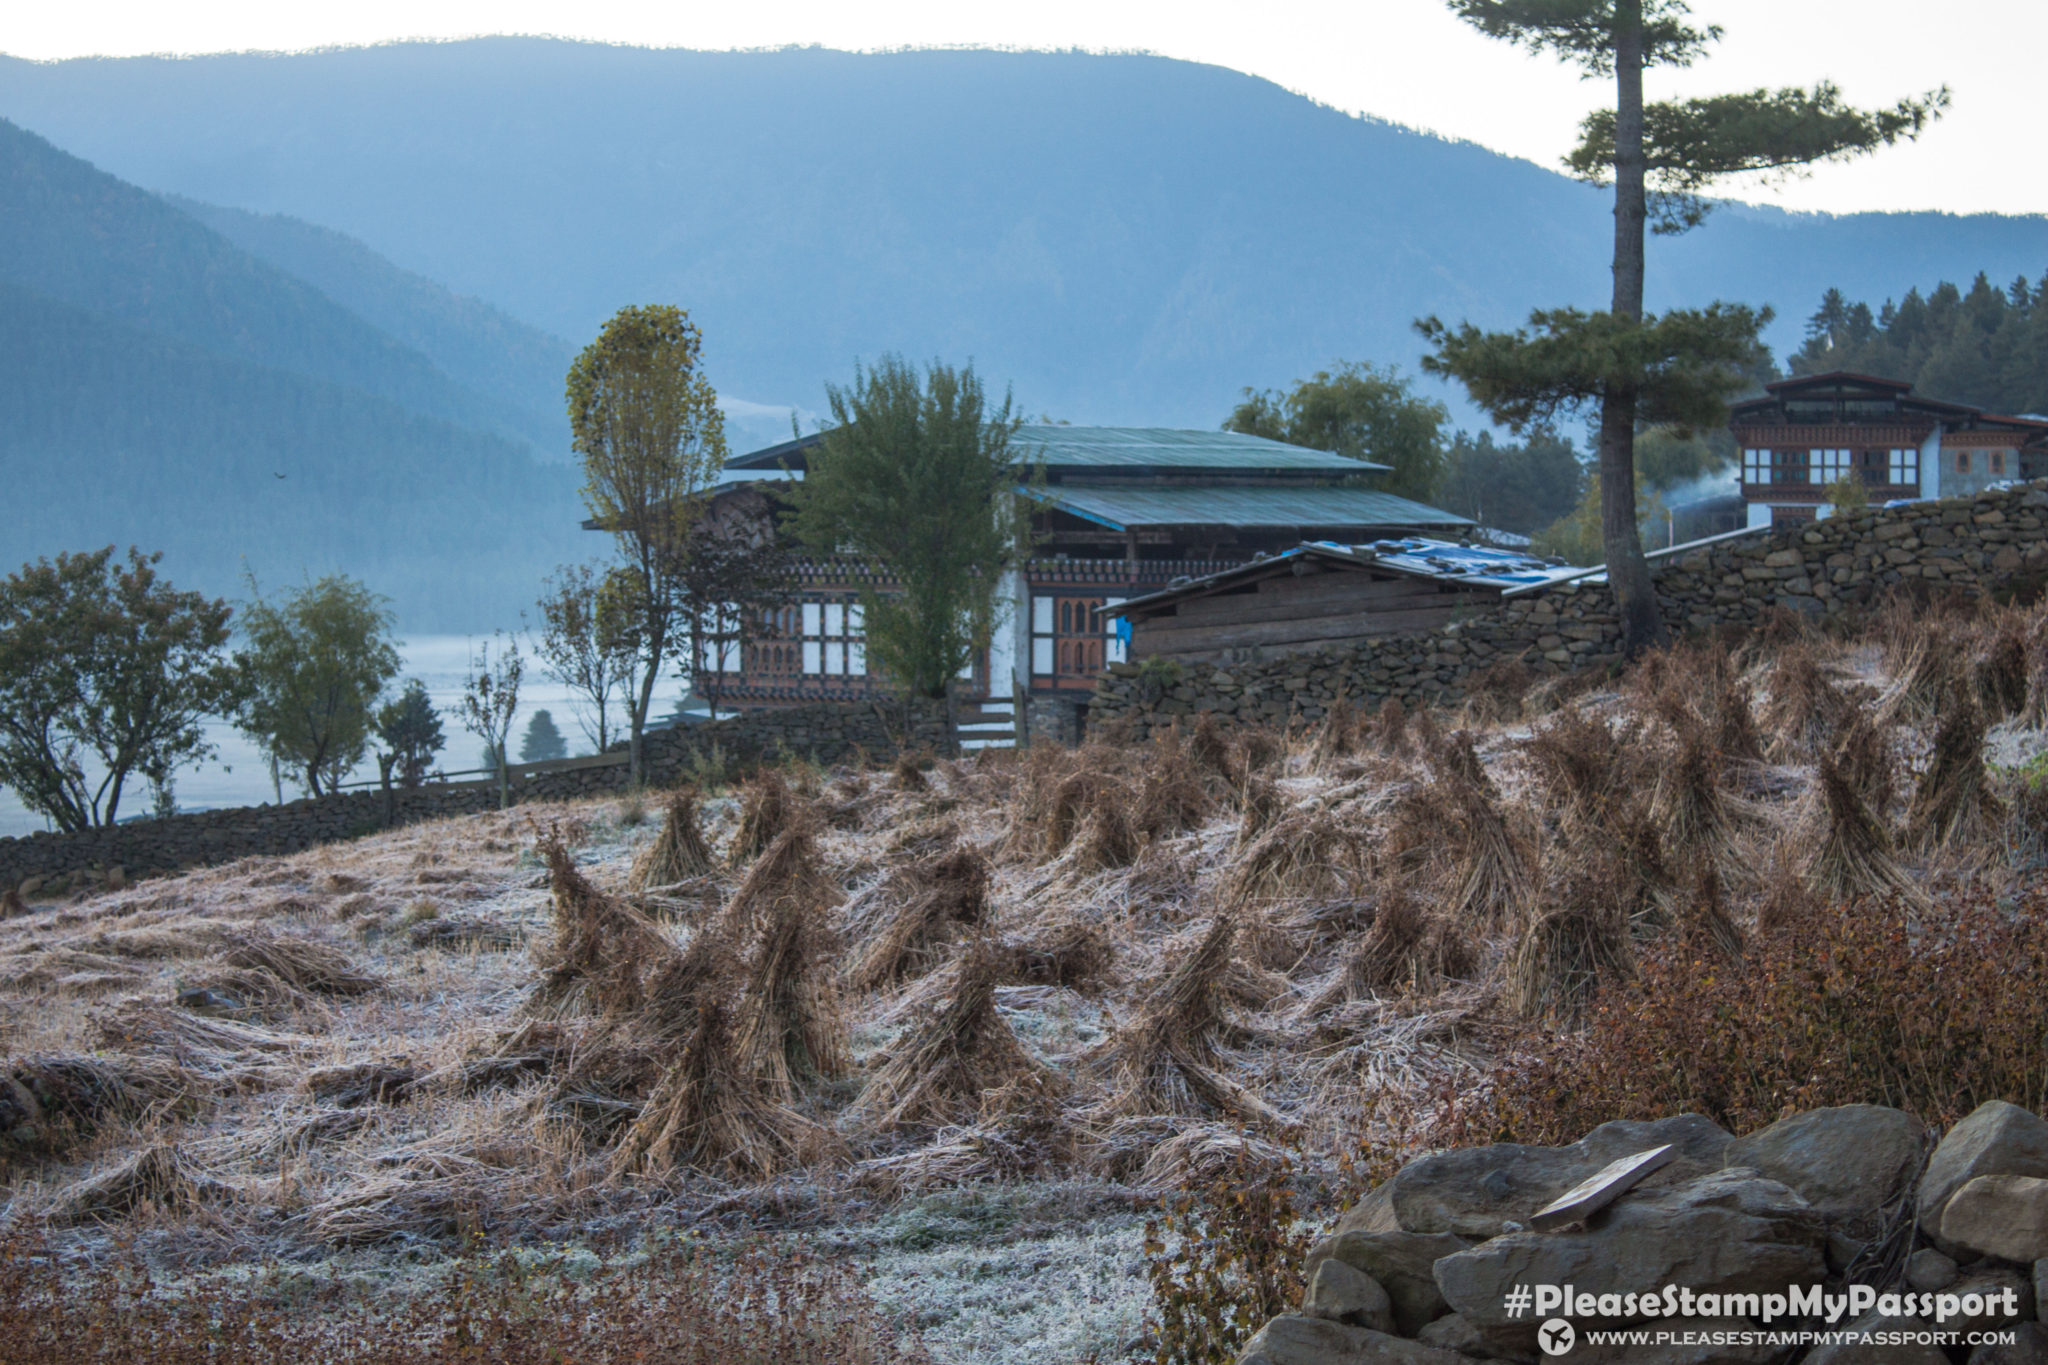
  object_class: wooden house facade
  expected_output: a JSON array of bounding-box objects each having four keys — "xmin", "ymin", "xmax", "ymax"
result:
[
  {"xmin": 696, "ymin": 427, "xmax": 1478, "ymax": 717},
  {"xmin": 1102, "ymin": 540, "xmax": 1566, "ymax": 667}
]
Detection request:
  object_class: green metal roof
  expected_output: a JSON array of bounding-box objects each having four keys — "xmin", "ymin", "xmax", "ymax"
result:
[
  {"xmin": 1010, "ymin": 425, "xmax": 1384, "ymax": 472},
  {"xmin": 725, "ymin": 426, "xmax": 1386, "ymax": 473},
  {"xmin": 1030, "ymin": 485, "xmax": 1473, "ymax": 531}
]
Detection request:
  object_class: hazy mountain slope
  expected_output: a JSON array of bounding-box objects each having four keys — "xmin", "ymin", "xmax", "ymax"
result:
[
  {"xmin": 0, "ymin": 277, "xmax": 585, "ymax": 631},
  {"xmin": 0, "ymin": 117, "xmax": 548, "ymax": 453},
  {"xmin": 2, "ymin": 41, "xmax": 2041, "ymax": 429},
  {"xmin": 166, "ymin": 194, "xmax": 575, "ymax": 455}
]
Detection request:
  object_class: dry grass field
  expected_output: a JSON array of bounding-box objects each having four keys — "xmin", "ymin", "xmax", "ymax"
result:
[{"xmin": 7, "ymin": 593, "xmax": 2048, "ymax": 1362}]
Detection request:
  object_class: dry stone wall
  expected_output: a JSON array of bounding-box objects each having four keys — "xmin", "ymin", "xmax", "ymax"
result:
[
  {"xmin": 0, "ymin": 697, "xmax": 949, "ymax": 890},
  {"xmin": 1092, "ymin": 481, "xmax": 2048, "ymax": 738},
  {"xmin": 1241, "ymin": 1101, "xmax": 2048, "ymax": 1364}
]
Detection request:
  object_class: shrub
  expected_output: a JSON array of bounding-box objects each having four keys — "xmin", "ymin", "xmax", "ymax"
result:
[
  {"xmin": 0, "ymin": 1235, "xmax": 928, "ymax": 1364},
  {"xmin": 1143, "ymin": 1146, "xmax": 1308, "ymax": 1365},
  {"xmin": 1464, "ymin": 888, "xmax": 2048, "ymax": 1145}
]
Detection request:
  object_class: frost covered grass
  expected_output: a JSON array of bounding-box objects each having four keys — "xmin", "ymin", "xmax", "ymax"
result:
[{"xmin": 8, "ymin": 592, "xmax": 2048, "ymax": 1359}]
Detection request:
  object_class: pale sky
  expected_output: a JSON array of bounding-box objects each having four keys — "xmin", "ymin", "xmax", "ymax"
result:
[{"xmin": 6, "ymin": 0, "xmax": 2039, "ymax": 218}]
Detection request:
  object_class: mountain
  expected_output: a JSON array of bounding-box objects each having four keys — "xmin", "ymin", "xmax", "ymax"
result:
[
  {"xmin": 164, "ymin": 195, "xmax": 575, "ymax": 455},
  {"xmin": 2, "ymin": 41, "xmax": 2043, "ymax": 429},
  {"xmin": 0, "ymin": 120, "xmax": 587, "ymax": 631}
]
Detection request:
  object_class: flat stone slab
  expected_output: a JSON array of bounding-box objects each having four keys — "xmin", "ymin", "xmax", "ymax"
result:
[{"xmin": 1530, "ymin": 1144, "xmax": 1675, "ymax": 1231}]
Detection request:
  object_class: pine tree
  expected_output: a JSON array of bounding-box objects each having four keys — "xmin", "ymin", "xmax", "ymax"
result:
[
  {"xmin": 520, "ymin": 708, "xmax": 569, "ymax": 763},
  {"xmin": 1417, "ymin": 0, "xmax": 1944, "ymax": 656}
]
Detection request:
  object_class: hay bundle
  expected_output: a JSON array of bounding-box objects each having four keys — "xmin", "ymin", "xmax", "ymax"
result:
[
  {"xmin": 1134, "ymin": 1123, "xmax": 1292, "ymax": 1193},
  {"xmin": 1876, "ymin": 618, "xmax": 1967, "ymax": 731},
  {"xmin": 0, "ymin": 1055, "xmax": 194, "ymax": 1161},
  {"xmin": 174, "ymin": 968, "xmax": 315, "ymax": 1022},
  {"xmin": 1676, "ymin": 861, "xmax": 1743, "ymax": 962},
  {"xmin": 1091, "ymin": 917, "xmax": 1284, "ymax": 1126},
  {"xmin": 1070, "ymin": 801, "xmax": 1144, "ymax": 872},
  {"xmin": 628, "ymin": 789, "xmax": 715, "ymax": 892},
  {"xmin": 1228, "ymin": 810, "xmax": 1362, "ymax": 902},
  {"xmin": 1043, "ymin": 770, "xmax": 1124, "ymax": 860},
  {"xmin": 1185, "ymin": 713, "xmax": 1236, "ymax": 783},
  {"xmin": 1428, "ymin": 731, "xmax": 1536, "ymax": 928},
  {"xmin": 1803, "ymin": 755, "xmax": 1925, "ymax": 906},
  {"xmin": 219, "ymin": 933, "xmax": 381, "ymax": 996},
  {"xmin": 1974, "ymin": 619, "xmax": 2029, "ymax": 722},
  {"xmin": 1304, "ymin": 893, "xmax": 1474, "ymax": 1011},
  {"xmin": 1507, "ymin": 873, "xmax": 1633, "ymax": 1025},
  {"xmin": 852, "ymin": 940, "xmax": 1060, "ymax": 1131},
  {"xmin": 1233, "ymin": 775, "xmax": 1284, "ymax": 850},
  {"xmin": 47, "ymin": 1143, "xmax": 233, "ymax": 1225},
  {"xmin": 531, "ymin": 834, "xmax": 679, "ymax": 1019},
  {"xmin": 854, "ymin": 1125, "xmax": 1035, "ymax": 1194},
  {"xmin": 1521, "ymin": 710, "xmax": 1626, "ymax": 826},
  {"xmin": 729, "ymin": 770, "xmax": 799, "ymax": 866},
  {"xmin": 303, "ymin": 1060, "xmax": 418, "ymax": 1108},
  {"xmin": 720, "ymin": 821, "xmax": 834, "ymax": 938},
  {"xmin": 1367, "ymin": 698, "xmax": 1413, "ymax": 757},
  {"xmin": 89, "ymin": 999, "xmax": 307, "ymax": 1060},
  {"xmin": 847, "ymin": 846, "xmax": 991, "ymax": 991},
  {"xmin": 1308, "ymin": 699, "xmax": 1364, "ymax": 772},
  {"xmin": 611, "ymin": 1000, "xmax": 833, "ymax": 1180},
  {"xmin": 994, "ymin": 922, "xmax": 1112, "ymax": 991},
  {"xmin": 1650, "ymin": 723, "xmax": 1740, "ymax": 874},
  {"xmin": 732, "ymin": 895, "xmax": 848, "ymax": 1099},
  {"xmin": 1906, "ymin": 685, "xmax": 1997, "ymax": 853},
  {"xmin": 890, "ymin": 747, "xmax": 932, "ymax": 792},
  {"xmin": 1761, "ymin": 644, "xmax": 1858, "ymax": 758},
  {"xmin": 1135, "ymin": 730, "xmax": 1212, "ymax": 835},
  {"xmin": 1833, "ymin": 715, "xmax": 1901, "ymax": 822}
]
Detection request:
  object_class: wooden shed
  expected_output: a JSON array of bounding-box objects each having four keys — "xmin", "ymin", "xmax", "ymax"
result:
[{"xmin": 1101, "ymin": 540, "xmax": 1566, "ymax": 667}]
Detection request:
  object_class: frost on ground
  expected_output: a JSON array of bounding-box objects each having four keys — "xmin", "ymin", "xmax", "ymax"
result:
[{"xmin": 6, "ymin": 596, "xmax": 2048, "ymax": 1359}]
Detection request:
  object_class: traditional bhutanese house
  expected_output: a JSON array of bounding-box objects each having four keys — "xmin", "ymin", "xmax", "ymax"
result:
[
  {"xmin": 1731, "ymin": 372, "xmax": 2048, "ymax": 528},
  {"xmin": 703, "ymin": 427, "xmax": 1475, "ymax": 729},
  {"xmin": 1100, "ymin": 538, "xmax": 1566, "ymax": 667}
]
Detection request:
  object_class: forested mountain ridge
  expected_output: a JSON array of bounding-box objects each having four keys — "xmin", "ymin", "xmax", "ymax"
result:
[
  {"xmin": 2, "ymin": 41, "xmax": 2042, "ymax": 428},
  {"xmin": 0, "ymin": 118, "xmax": 546, "ymax": 453},
  {"xmin": 166, "ymin": 194, "xmax": 576, "ymax": 455},
  {"xmin": 1792, "ymin": 271, "xmax": 2048, "ymax": 417},
  {"xmin": 0, "ymin": 120, "xmax": 588, "ymax": 630}
]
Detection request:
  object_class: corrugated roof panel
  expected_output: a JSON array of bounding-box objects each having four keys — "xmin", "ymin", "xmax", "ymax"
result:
[
  {"xmin": 1310, "ymin": 538, "xmax": 1566, "ymax": 588},
  {"xmin": 1032, "ymin": 486, "xmax": 1472, "ymax": 529},
  {"xmin": 1009, "ymin": 426, "xmax": 1384, "ymax": 471},
  {"xmin": 726, "ymin": 425, "xmax": 1391, "ymax": 472}
]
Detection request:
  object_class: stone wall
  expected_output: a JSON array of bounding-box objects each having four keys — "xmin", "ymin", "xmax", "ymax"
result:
[
  {"xmin": 1091, "ymin": 480, "xmax": 2048, "ymax": 738},
  {"xmin": 0, "ymin": 696, "xmax": 950, "ymax": 890}
]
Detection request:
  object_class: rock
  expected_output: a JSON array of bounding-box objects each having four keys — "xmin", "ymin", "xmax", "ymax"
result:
[
  {"xmin": 1723, "ymin": 1105, "xmax": 1924, "ymax": 1228},
  {"xmin": 1330, "ymin": 1183, "xmax": 1400, "ymax": 1237},
  {"xmin": 1919, "ymin": 1102, "xmax": 2048, "ymax": 1242},
  {"xmin": 1434, "ymin": 1171, "xmax": 1826, "ymax": 1329},
  {"xmin": 1235, "ymin": 1314, "xmax": 1478, "ymax": 1365},
  {"xmin": 1385, "ymin": 1115, "xmax": 1731, "ymax": 1238},
  {"xmin": 1568, "ymin": 1318, "xmax": 1773, "ymax": 1364},
  {"xmin": 1944, "ymin": 1268, "xmax": 2032, "ymax": 1338},
  {"xmin": 1804, "ymin": 1313, "xmax": 1946, "ymax": 1364},
  {"xmin": 1304, "ymin": 1258, "xmax": 1394, "ymax": 1334},
  {"xmin": 1970, "ymin": 1320, "xmax": 2048, "ymax": 1364},
  {"xmin": 1943, "ymin": 1175, "xmax": 2048, "ymax": 1263},
  {"xmin": 1414, "ymin": 1314, "xmax": 1526, "ymax": 1362},
  {"xmin": 1905, "ymin": 1248, "xmax": 1959, "ymax": 1292},
  {"xmin": 1309, "ymin": 1230, "xmax": 1468, "ymax": 1336}
]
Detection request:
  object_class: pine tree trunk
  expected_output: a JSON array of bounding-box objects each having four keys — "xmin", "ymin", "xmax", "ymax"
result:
[{"xmin": 1601, "ymin": 0, "xmax": 1669, "ymax": 658}]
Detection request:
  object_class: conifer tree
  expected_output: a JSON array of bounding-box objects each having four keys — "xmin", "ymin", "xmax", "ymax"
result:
[{"xmin": 1418, "ymin": 0, "xmax": 1944, "ymax": 655}]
